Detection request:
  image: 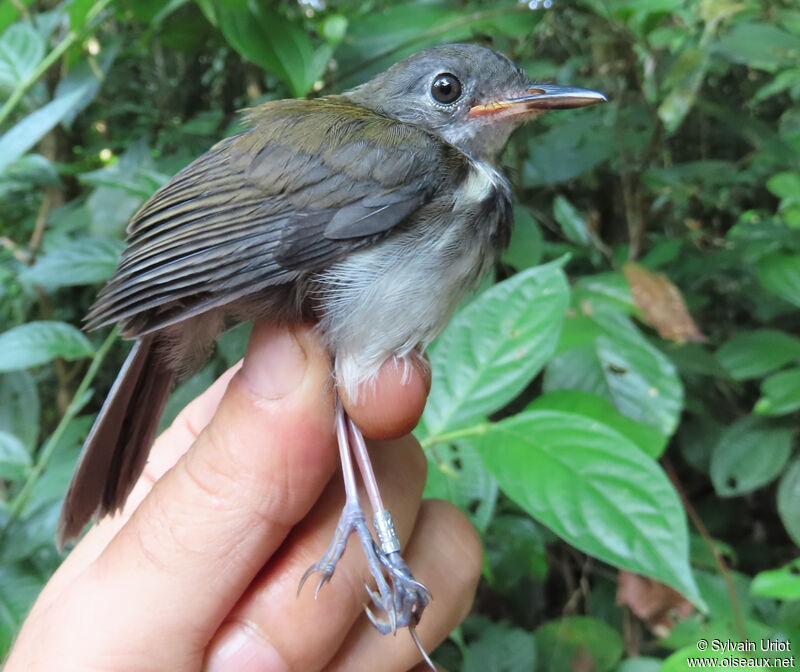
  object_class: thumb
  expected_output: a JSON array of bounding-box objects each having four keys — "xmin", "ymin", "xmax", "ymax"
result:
[{"xmin": 90, "ymin": 323, "xmax": 339, "ymax": 662}]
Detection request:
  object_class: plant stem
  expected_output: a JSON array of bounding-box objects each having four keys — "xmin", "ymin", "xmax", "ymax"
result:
[
  {"xmin": 3, "ymin": 328, "xmax": 118, "ymax": 525},
  {"xmin": 663, "ymin": 460, "xmax": 748, "ymax": 640},
  {"xmin": 0, "ymin": 0, "xmax": 114, "ymax": 127},
  {"xmin": 420, "ymin": 422, "xmax": 490, "ymax": 450}
]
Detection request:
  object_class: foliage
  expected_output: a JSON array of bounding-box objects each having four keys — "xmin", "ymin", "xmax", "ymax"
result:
[{"xmin": 1, "ymin": 0, "xmax": 799, "ymax": 668}]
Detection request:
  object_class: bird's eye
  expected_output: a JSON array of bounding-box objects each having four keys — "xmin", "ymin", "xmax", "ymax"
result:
[{"xmin": 431, "ymin": 73, "xmax": 462, "ymax": 104}]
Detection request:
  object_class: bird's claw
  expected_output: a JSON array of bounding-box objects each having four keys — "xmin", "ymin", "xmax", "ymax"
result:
[
  {"xmin": 367, "ymin": 550, "xmax": 430, "ymax": 632},
  {"xmin": 297, "ymin": 502, "xmax": 432, "ymax": 668},
  {"xmin": 298, "ymin": 502, "xmax": 395, "ymax": 625}
]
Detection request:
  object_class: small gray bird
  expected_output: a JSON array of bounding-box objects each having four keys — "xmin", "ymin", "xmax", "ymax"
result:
[{"xmin": 58, "ymin": 43, "xmax": 605, "ymax": 661}]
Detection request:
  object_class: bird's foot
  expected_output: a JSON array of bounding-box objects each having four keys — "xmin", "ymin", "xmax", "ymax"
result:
[
  {"xmin": 366, "ymin": 550, "xmax": 431, "ymax": 632},
  {"xmin": 298, "ymin": 500, "xmax": 398, "ymax": 632},
  {"xmin": 366, "ymin": 510, "xmax": 434, "ymax": 669}
]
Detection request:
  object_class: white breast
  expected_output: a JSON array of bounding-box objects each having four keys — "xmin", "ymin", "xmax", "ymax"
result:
[{"xmin": 454, "ymin": 160, "xmax": 501, "ymax": 210}]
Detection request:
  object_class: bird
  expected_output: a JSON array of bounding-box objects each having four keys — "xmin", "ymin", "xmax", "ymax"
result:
[{"xmin": 57, "ymin": 42, "xmax": 606, "ymax": 663}]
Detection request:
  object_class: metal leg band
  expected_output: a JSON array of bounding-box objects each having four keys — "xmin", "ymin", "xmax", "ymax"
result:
[{"xmin": 373, "ymin": 509, "xmax": 401, "ymax": 555}]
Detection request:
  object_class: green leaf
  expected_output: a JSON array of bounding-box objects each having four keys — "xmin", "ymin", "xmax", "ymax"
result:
[
  {"xmin": 485, "ymin": 515, "xmax": 548, "ymax": 591},
  {"xmin": 424, "ymin": 441, "xmax": 498, "ymax": 533},
  {"xmin": 0, "ymin": 321, "xmax": 94, "ymax": 371},
  {"xmin": 423, "ymin": 260, "xmax": 569, "ymax": 435},
  {"xmin": 757, "ymin": 252, "xmax": 800, "ymax": 308},
  {"xmin": 0, "ymin": 430, "xmax": 31, "ymax": 481},
  {"xmin": 337, "ymin": 3, "xmax": 539, "ymax": 86},
  {"xmin": 68, "ymin": 0, "xmax": 95, "ymax": 30},
  {"xmin": 715, "ymin": 22, "xmax": 800, "ymax": 71},
  {"xmin": 27, "ymin": 417, "xmax": 91, "ymax": 512},
  {"xmin": 534, "ymin": 616, "xmax": 623, "ymax": 672},
  {"xmin": 0, "ymin": 153, "xmax": 59, "ymax": 190},
  {"xmin": 658, "ymin": 47, "xmax": 707, "ymax": 133},
  {"xmin": 0, "ymin": 371, "xmax": 39, "ymax": 451},
  {"xmin": 0, "ymin": 564, "xmax": 43, "ymax": 656},
  {"xmin": 463, "ymin": 620, "xmax": 536, "ymax": 672},
  {"xmin": 0, "ymin": 22, "xmax": 44, "ymax": 93},
  {"xmin": 755, "ymin": 367, "xmax": 800, "ymax": 416},
  {"xmin": 0, "ymin": 83, "xmax": 92, "ymax": 175},
  {"xmin": 710, "ymin": 416, "xmax": 794, "ymax": 497},
  {"xmin": 714, "ymin": 329, "xmax": 800, "ymax": 381},
  {"xmin": 502, "ymin": 205, "xmax": 542, "ymax": 270},
  {"xmin": 528, "ymin": 390, "xmax": 668, "ymax": 458},
  {"xmin": 474, "ymin": 410, "xmax": 701, "ymax": 604},
  {"xmin": 572, "ymin": 272, "xmax": 637, "ymax": 315},
  {"xmin": 750, "ymin": 559, "xmax": 800, "ymax": 601},
  {"xmin": 215, "ymin": 2, "xmax": 328, "ymax": 97},
  {"xmin": 662, "ymin": 645, "xmax": 767, "ymax": 672},
  {"xmin": 0, "ymin": 1, "xmax": 35, "ymax": 34},
  {"xmin": 21, "ymin": 237, "xmax": 124, "ymax": 289},
  {"xmin": 777, "ymin": 458, "xmax": 800, "ymax": 546},
  {"xmin": 617, "ymin": 658, "xmax": 663, "ymax": 672},
  {"xmin": 54, "ymin": 39, "xmax": 118, "ymax": 129},
  {"xmin": 553, "ymin": 195, "xmax": 590, "ymax": 246},
  {"xmin": 544, "ymin": 314, "xmax": 684, "ymax": 436},
  {"xmin": 766, "ymin": 172, "xmax": 800, "ymax": 200},
  {"xmin": 523, "ymin": 109, "xmax": 615, "ymax": 186}
]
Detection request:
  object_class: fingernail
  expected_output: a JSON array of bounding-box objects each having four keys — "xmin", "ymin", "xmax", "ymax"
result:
[
  {"xmin": 205, "ymin": 621, "xmax": 289, "ymax": 672},
  {"xmin": 241, "ymin": 324, "xmax": 307, "ymax": 399}
]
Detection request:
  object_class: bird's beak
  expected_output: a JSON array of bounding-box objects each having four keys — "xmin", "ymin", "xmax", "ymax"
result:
[{"xmin": 468, "ymin": 84, "xmax": 607, "ymax": 119}]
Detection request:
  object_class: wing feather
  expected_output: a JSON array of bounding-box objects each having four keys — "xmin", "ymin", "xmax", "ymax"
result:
[{"xmin": 87, "ymin": 97, "xmax": 467, "ymax": 334}]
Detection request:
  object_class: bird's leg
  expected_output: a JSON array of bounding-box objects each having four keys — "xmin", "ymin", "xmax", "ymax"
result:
[
  {"xmin": 346, "ymin": 416, "xmax": 433, "ymax": 667},
  {"xmin": 298, "ymin": 399, "xmax": 396, "ymax": 632}
]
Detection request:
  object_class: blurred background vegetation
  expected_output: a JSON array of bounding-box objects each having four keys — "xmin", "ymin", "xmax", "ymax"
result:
[{"xmin": 1, "ymin": 0, "xmax": 799, "ymax": 669}]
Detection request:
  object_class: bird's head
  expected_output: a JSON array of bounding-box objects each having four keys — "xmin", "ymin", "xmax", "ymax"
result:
[{"xmin": 347, "ymin": 43, "xmax": 606, "ymax": 162}]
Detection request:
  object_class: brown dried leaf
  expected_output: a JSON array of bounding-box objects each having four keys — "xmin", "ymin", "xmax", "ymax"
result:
[
  {"xmin": 623, "ymin": 263, "xmax": 706, "ymax": 343},
  {"xmin": 617, "ymin": 571, "xmax": 695, "ymax": 637}
]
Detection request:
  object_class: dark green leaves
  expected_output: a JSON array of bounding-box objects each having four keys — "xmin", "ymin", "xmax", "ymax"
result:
[
  {"xmin": 553, "ymin": 195, "xmax": 590, "ymax": 246},
  {"xmin": 0, "ymin": 22, "xmax": 43, "ymax": 93},
  {"xmin": 215, "ymin": 2, "xmax": 330, "ymax": 97},
  {"xmin": 0, "ymin": 322, "xmax": 94, "ymax": 371},
  {"xmin": 755, "ymin": 367, "xmax": 800, "ymax": 416},
  {"xmin": 757, "ymin": 252, "xmax": 800, "ymax": 308},
  {"xmin": 463, "ymin": 619, "xmax": 536, "ymax": 672},
  {"xmin": 777, "ymin": 458, "xmax": 800, "ymax": 546},
  {"xmin": 21, "ymin": 238, "xmax": 124, "ymax": 290},
  {"xmin": 0, "ymin": 83, "xmax": 92, "ymax": 174},
  {"xmin": 0, "ymin": 431, "xmax": 31, "ymax": 481},
  {"xmin": 710, "ymin": 417, "xmax": 794, "ymax": 497},
  {"xmin": 535, "ymin": 616, "xmax": 623, "ymax": 672},
  {"xmin": 474, "ymin": 410, "xmax": 701, "ymax": 603},
  {"xmin": 750, "ymin": 559, "xmax": 800, "ymax": 601},
  {"xmin": 715, "ymin": 330, "xmax": 800, "ymax": 381}
]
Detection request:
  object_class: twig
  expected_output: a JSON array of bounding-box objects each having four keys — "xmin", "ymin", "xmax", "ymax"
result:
[
  {"xmin": 663, "ymin": 460, "xmax": 747, "ymax": 639},
  {"xmin": 28, "ymin": 191, "xmax": 52, "ymax": 260}
]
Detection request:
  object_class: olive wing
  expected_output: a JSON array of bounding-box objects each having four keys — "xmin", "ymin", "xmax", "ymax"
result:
[{"xmin": 86, "ymin": 98, "xmax": 465, "ymax": 333}]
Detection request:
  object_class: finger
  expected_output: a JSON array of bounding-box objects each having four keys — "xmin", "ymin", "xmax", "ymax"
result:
[
  {"xmin": 59, "ymin": 363, "xmax": 243, "ymax": 570},
  {"xmin": 85, "ymin": 322, "xmax": 340, "ymax": 663},
  {"xmin": 203, "ymin": 435, "xmax": 428, "ymax": 672},
  {"xmin": 37, "ymin": 362, "xmax": 244, "ymax": 605},
  {"xmin": 342, "ymin": 354, "xmax": 430, "ymax": 440},
  {"xmin": 327, "ymin": 500, "xmax": 482, "ymax": 672}
]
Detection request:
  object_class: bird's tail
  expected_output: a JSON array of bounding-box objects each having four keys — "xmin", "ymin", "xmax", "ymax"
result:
[{"xmin": 57, "ymin": 334, "xmax": 174, "ymax": 548}]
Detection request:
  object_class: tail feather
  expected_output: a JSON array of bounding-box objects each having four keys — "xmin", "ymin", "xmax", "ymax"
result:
[{"xmin": 57, "ymin": 334, "xmax": 174, "ymax": 548}]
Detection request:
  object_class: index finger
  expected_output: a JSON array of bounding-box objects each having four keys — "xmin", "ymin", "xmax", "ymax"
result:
[{"xmin": 91, "ymin": 323, "xmax": 340, "ymax": 648}]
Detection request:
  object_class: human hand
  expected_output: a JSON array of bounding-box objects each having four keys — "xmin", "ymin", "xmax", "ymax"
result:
[{"xmin": 5, "ymin": 323, "xmax": 481, "ymax": 671}]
